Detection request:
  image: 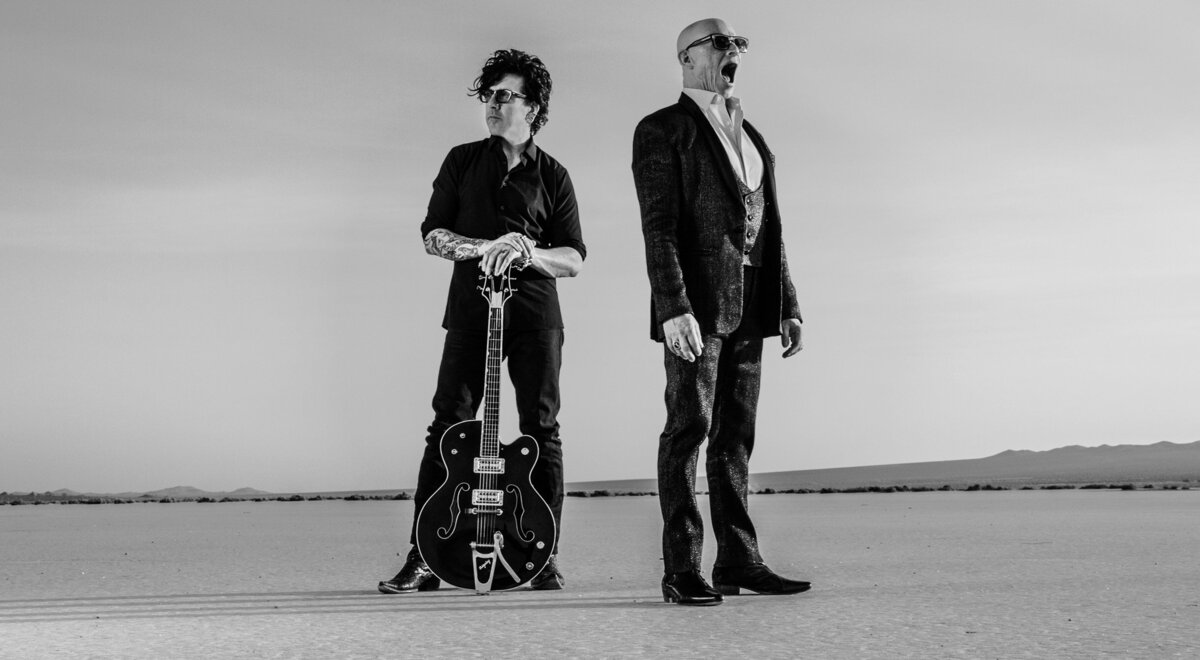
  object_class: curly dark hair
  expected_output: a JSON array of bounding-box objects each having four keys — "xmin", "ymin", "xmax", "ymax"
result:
[{"xmin": 469, "ymin": 49, "xmax": 553, "ymax": 135}]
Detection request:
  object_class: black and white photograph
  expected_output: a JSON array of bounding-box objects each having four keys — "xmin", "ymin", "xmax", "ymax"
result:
[{"xmin": 3, "ymin": 1, "xmax": 1198, "ymax": 657}]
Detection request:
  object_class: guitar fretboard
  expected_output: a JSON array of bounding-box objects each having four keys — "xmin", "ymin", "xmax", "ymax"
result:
[{"xmin": 481, "ymin": 294, "xmax": 503, "ymax": 460}]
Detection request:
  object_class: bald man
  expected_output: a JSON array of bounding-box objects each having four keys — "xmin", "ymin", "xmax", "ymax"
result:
[{"xmin": 632, "ymin": 18, "xmax": 811, "ymax": 605}]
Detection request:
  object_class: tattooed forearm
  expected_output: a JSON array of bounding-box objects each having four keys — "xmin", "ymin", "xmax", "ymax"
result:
[{"xmin": 424, "ymin": 228, "xmax": 487, "ymax": 261}]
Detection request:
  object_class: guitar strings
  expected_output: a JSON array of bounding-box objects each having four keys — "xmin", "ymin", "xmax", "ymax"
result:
[{"xmin": 477, "ymin": 273, "xmax": 505, "ymax": 563}]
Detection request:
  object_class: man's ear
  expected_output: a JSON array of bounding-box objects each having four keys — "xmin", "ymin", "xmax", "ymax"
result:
[{"xmin": 678, "ymin": 51, "xmax": 690, "ymax": 66}]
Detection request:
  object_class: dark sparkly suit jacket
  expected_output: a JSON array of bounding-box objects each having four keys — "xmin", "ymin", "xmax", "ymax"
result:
[
  {"xmin": 632, "ymin": 93, "xmax": 803, "ymax": 573},
  {"xmin": 632, "ymin": 93, "xmax": 801, "ymax": 342}
]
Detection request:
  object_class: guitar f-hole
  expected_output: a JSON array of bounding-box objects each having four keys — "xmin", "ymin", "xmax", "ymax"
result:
[
  {"xmin": 436, "ymin": 483, "xmax": 470, "ymax": 540},
  {"xmin": 505, "ymin": 484, "xmax": 536, "ymax": 543}
]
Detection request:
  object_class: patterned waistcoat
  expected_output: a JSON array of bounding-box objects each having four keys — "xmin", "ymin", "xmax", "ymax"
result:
[{"xmin": 738, "ymin": 177, "xmax": 766, "ymax": 267}]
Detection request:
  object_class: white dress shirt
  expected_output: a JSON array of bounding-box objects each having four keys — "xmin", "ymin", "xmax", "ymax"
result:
[{"xmin": 681, "ymin": 88, "xmax": 764, "ymax": 190}]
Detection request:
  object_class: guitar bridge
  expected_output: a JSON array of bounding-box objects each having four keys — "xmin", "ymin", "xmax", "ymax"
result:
[{"xmin": 467, "ymin": 507, "xmax": 501, "ymax": 516}]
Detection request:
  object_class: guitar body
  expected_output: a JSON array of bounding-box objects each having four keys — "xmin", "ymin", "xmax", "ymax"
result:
[{"xmin": 415, "ymin": 419, "xmax": 556, "ymax": 592}]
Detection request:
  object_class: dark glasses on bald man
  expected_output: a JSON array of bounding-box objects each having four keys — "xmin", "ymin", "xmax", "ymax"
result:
[
  {"xmin": 681, "ymin": 34, "xmax": 750, "ymax": 55},
  {"xmin": 479, "ymin": 88, "xmax": 527, "ymax": 104}
]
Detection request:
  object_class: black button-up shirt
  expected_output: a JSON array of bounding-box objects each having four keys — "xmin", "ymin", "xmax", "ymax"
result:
[{"xmin": 421, "ymin": 137, "xmax": 586, "ymax": 332}]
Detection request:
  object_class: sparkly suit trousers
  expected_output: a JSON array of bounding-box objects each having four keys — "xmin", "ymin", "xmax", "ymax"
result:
[
  {"xmin": 409, "ymin": 328, "xmax": 565, "ymax": 553},
  {"xmin": 658, "ymin": 268, "xmax": 765, "ymax": 574}
]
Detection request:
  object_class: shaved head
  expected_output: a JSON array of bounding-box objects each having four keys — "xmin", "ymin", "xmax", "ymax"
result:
[{"xmin": 676, "ymin": 18, "xmax": 731, "ymax": 56}]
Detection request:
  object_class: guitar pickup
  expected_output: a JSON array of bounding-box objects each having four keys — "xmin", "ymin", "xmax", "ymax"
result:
[
  {"xmin": 474, "ymin": 457, "xmax": 505, "ymax": 474},
  {"xmin": 471, "ymin": 489, "xmax": 503, "ymax": 506}
]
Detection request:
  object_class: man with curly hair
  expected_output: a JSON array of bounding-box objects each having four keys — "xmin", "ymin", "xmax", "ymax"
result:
[{"xmin": 379, "ymin": 49, "xmax": 585, "ymax": 593}]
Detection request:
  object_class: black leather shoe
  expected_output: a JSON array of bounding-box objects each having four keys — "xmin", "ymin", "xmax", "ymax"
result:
[
  {"xmin": 377, "ymin": 548, "xmax": 440, "ymax": 594},
  {"xmin": 529, "ymin": 555, "xmax": 564, "ymax": 590},
  {"xmin": 661, "ymin": 571, "xmax": 723, "ymax": 606},
  {"xmin": 712, "ymin": 563, "xmax": 811, "ymax": 595}
]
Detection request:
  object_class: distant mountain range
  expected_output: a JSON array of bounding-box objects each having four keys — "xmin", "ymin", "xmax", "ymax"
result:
[
  {"xmin": 28, "ymin": 486, "xmax": 274, "ymax": 501},
  {"xmin": 566, "ymin": 440, "xmax": 1200, "ymax": 493},
  {"xmin": 135, "ymin": 486, "xmax": 272, "ymax": 499},
  {"xmin": 98, "ymin": 486, "xmax": 273, "ymax": 500},
  {"xmin": 13, "ymin": 440, "xmax": 1198, "ymax": 502}
]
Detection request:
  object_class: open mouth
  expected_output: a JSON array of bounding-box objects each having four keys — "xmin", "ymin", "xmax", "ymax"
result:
[{"xmin": 721, "ymin": 63, "xmax": 737, "ymax": 84}]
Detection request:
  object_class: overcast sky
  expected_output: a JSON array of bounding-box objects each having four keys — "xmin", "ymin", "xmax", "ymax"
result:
[{"xmin": 2, "ymin": 1, "xmax": 1197, "ymax": 494}]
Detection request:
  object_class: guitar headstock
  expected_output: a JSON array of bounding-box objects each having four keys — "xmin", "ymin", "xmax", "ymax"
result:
[{"xmin": 478, "ymin": 267, "xmax": 515, "ymax": 310}]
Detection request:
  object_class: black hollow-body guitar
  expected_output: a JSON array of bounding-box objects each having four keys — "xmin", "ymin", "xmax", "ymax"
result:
[{"xmin": 414, "ymin": 268, "xmax": 556, "ymax": 593}]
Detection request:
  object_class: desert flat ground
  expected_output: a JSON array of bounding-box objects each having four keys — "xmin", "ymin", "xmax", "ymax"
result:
[{"xmin": 2, "ymin": 491, "xmax": 1197, "ymax": 659}]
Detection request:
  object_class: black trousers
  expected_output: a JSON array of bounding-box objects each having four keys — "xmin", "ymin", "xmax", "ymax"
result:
[
  {"xmin": 658, "ymin": 267, "xmax": 765, "ymax": 574},
  {"xmin": 409, "ymin": 328, "xmax": 565, "ymax": 553}
]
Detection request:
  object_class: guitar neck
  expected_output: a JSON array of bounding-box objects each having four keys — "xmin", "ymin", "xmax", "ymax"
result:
[{"xmin": 481, "ymin": 303, "xmax": 503, "ymax": 459}]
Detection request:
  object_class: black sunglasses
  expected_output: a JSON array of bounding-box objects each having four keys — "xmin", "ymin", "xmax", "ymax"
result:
[
  {"xmin": 681, "ymin": 33, "xmax": 750, "ymax": 55},
  {"xmin": 479, "ymin": 88, "xmax": 527, "ymax": 104}
]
